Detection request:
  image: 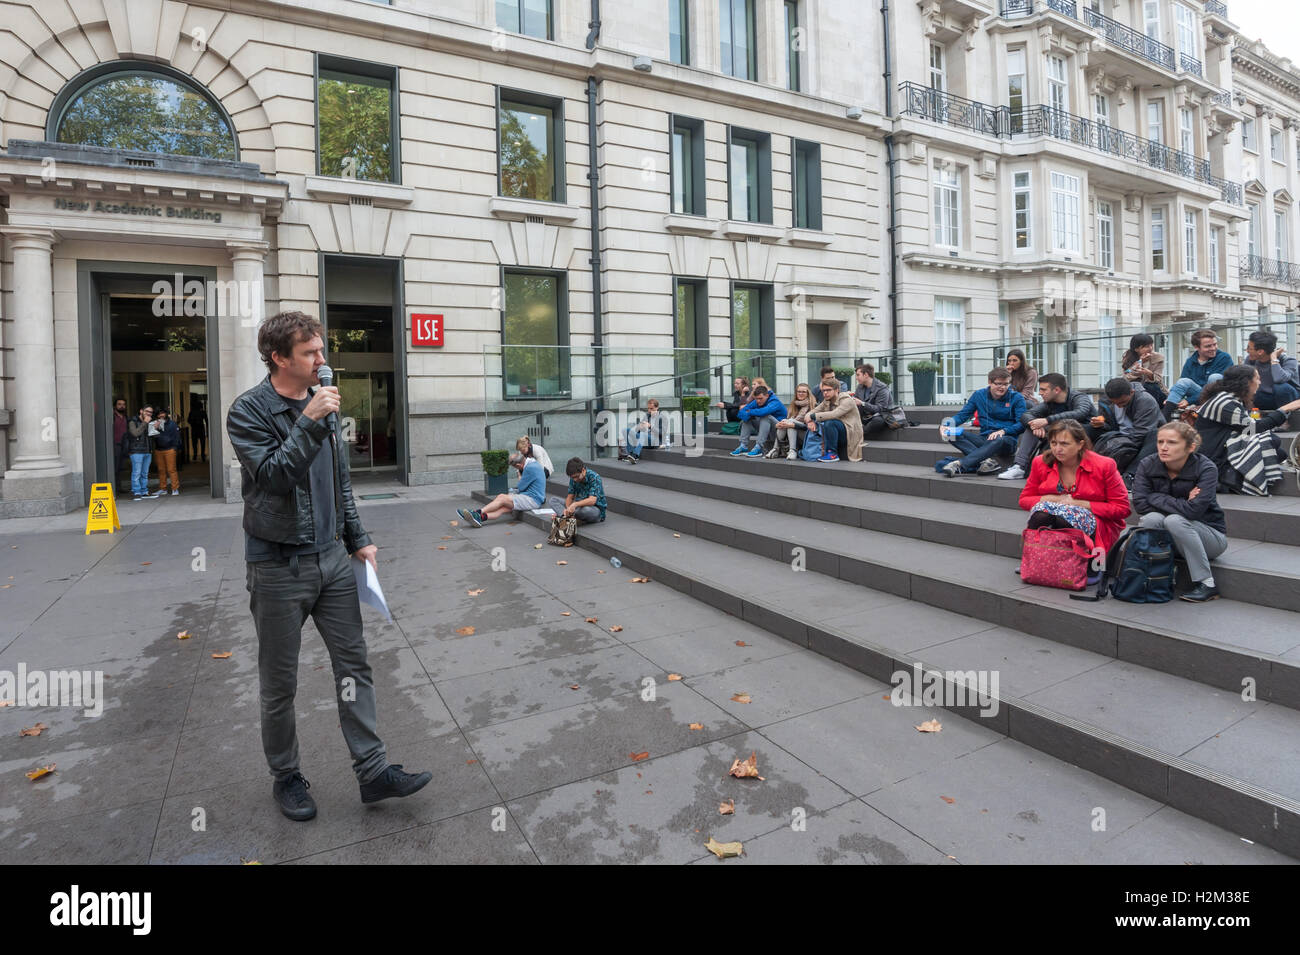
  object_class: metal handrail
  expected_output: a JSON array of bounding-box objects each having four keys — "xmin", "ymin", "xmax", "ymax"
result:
[
  {"xmin": 1240, "ymin": 254, "xmax": 1300, "ymax": 288},
  {"xmin": 1205, "ymin": 0, "xmax": 1227, "ymax": 19},
  {"xmin": 1081, "ymin": 6, "xmax": 1175, "ymax": 71},
  {"xmin": 898, "ymin": 81, "xmax": 1006, "ymax": 136},
  {"xmin": 1208, "ymin": 88, "xmax": 1233, "ymax": 108},
  {"xmin": 1179, "ymin": 52, "xmax": 1203, "ymax": 77}
]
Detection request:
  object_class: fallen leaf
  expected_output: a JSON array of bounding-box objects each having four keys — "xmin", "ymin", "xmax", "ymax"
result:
[
  {"xmin": 940, "ymin": 796, "xmax": 955, "ymax": 805},
  {"xmin": 568, "ymin": 684, "xmax": 580, "ymax": 690},
  {"xmin": 735, "ymin": 640, "xmax": 748, "ymax": 647},
  {"xmin": 466, "ymin": 759, "xmax": 478, "ymax": 765},
  {"xmin": 719, "ymin": 799, "xmax": 735, "ymax": 815},
  {"xmin": 467, "ymin": 588, "xmax": 485, "ymax": 596},
  {"xmin": 242, "ymin": 859, "xmax": 262, "ymax": 865},
  {"xmin": 449, "ymin": 521, "xmax": 459, "ymax": 527},
  {"xmin": 534, "ymin": 543, "xmax": 544, "ymax": 549},
  {"xmin": 19, "ymin": 723, "xmax": 48, "ymax": 737},
  {"xmin": 667, "ymin": 673, "xmax": 682, "ymax": 681},
  {"xmin": 26, "ymin": 764, "xmax": 55, "ymax": 781},
  {"xmin": 0, "ymin": 700, "xmax": 14, "ymax": 707},
  {"xmin": 455, "ymin": 626, "xmax": 475, "ymax": 636},
  {"xmin": 730, "ymin": 693, "xmax": 752, "ymax": 704},
  {"xmin": 585, "ymin": 617, "xmax": 598, "ymax": 624},
  {"xmin": 176, "ymin": 630, "xmax": 191, "ymax": 640},
  {"xmin": 704, "ymin": 837, "xmax": 743, "ymax": 859},
  {"xmin": 609, "ymin": 625, "xmax": 623, "ymax": 633},
  {"xmin": 561, "ymin": 611, "xmax": 572, "ymax": 616},
  {"xmin": 140, "ymin": 562, "xmax": 151, "ymax": 566},
  {"xmin": 1, "ymin": 585, "xmax": 9, "ymax": 589},
  {"xmin": 916, "ymin": 719, "xmax": 943, "ymax": 733},
  {"xmin": 596, "ymin": 569, "xmax": 606, "ymax": 574},
  {"xmin": 645, "ymin": 790, "xmax": 653, "ymax": 794},
  {"xmin": 629, "ymin": 577, "xmax": 651, "ymax": 583},
  {"xmin": 437, "ymin": 546, "xmax": 447, "ymax": 550},
  {"xmin": 729, "ymin": 751, "xmax": 765, "ymax": 780},
  {"xmin": 556, "ymin": 560, "xmax": 567, "ymax": 566},
  {"xmin": 882, "ymin": 695, "xmax": 891, "ymax": 701},
  {"xmin": 628, "ymin": 751, "xmax": 649, "ymax": 762},
  {"xmin": 211, "ymin": 652, "xmax": 232, "ymax": 659},
  {"xmin": 673, "ymin": 533, "xmax": 681, "ymax": 538},
  {"xmin": 689, "ymin": 723, "xmax": 704, "ymax": 730}
]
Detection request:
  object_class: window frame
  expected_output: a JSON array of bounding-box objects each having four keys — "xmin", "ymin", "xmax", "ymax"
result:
[
  {"xmin": 1183, "ymin": 207, "xmax": 1198, "ymax": 275},
  {"xmin": 1271, "ymin": 127, "xmax": 1284, "ymax": 162},
  {"xmin": 1243, "ymin": 116, "xmax": 1257, "ymax": 153},
  {"xmin": 670, "ymin": 114, "xmax": 707, "ymax": 216},
  {"xmin": 792, "ymin": 138, "xmax": 823, "ymax": 231},
  {"xmin": 933, "ymin": 297, "xmax": 966, "ymax": 402},
  {"xmin": 932, "ymin": 161, "xmax": 961, "ymax": 249},
  {"xmin": 785, "ymin": 1, "xmax": 801, "ymax": 92},
  {"xmin": 1007, "ymin": 47, "xmax": 1027, "ymax": 134},
  {"xmin": 1209, "ymin": 225, "xmax": 1221, "ymax": 283},
  {"xmin": 726, "ymin": 125, "xmax": 772, "ymax": 224},
  {"xmin": 1143, "ymin": 0, "xmax": 1161, "ymax": 41},
  {"xmin": 720, "ymin": 0, "xmax": 758, "ymax": 81},
  {"xmin": 1097, "ymin": 199, "xmax": 1114, "ymax": 270},
  {"xmin": 497, "ymin": 0, "xmax": 553, "ymax": 40},
  {"xmin": 1046, "ymin": 54, "xmax": 1068, "ymax": 113},
  {"xmin": 496, "ymin": 87, "xmax": 566, "ymax": 204},
  {"xmin": 1050, "ymin": 170, "xmax": 1081, "ymax": 254},
  {"xmin": 1275, "ymin": 209, "xmax": 1288, "ymax": 262},
  {"xmin": 1013, "ymin": 170, "xmax": 1032, "ymax": 251},
  {"xmin": 674, "ymin": 275, "xmax": 711, "ymax": 394},
  {"xmin": 1179, "ymin": 106, "xmax": 1194, "ymax": 156},
  {"xmin": 315, "ymin": 54, "xmax": 401, "ymax": 184},
  {"xmin": 1174, "ymin": 4, "xmax": 1198, "ymax": 59},
  {"xmin": 730, "ymin": 281, "xmax": 776, "ymax": 383},
  {"xmin": 670, "ymin": 0, "xmax": 691, "ymax": 65},
  {"xmin": 499, "ymin": 266, "xmax": 570, "ymax": 401},
  {"xmin": 1151, "ymin": 206, "xmax": 1167, "ymax": 271},
  {"xmin": 929, "ymin": 41, "xmax": 947, "ymax": 92},
  {"xmin": 1248, "ymin": 203, "xmax": 1259, "ymax": 258}
]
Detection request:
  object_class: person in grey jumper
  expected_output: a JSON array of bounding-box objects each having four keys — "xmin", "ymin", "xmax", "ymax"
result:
[
  {"xmin": 852, "ymin": 363, "xmax": 898, "ymax": 439},
  {"xmin": 997, "ymin": 373, "xmax": 1094, "ymax": 480},
  {"xmin": 1088, "ymin": 378, "xmax": 1163, "ymax": 475},
  {"xmin": 1243, "ymin": 330, "xmax": 1300, "ymax": 411}
]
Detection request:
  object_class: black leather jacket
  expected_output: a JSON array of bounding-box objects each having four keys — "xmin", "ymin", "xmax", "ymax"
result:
[{"xmin": 226, "ymin": 375, "xmax": 371, "ymax": 554}]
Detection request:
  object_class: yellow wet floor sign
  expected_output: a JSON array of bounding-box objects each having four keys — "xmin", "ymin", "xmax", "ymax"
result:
[{"xmin": 85, "ymin": 483, "xmax": 121, "ymax": 534}]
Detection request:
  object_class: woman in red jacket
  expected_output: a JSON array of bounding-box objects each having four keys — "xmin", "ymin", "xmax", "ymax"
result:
[{"xmin": 1018, "ymin": 419, "xmax": 1132, "ymax": 555}]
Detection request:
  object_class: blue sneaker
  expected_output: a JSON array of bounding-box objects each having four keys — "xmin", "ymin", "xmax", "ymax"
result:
[
  {"xmin": 730, "ymin": 444, "xmax": 749, "ymax": 456},
  {"xmin": 746, "ymin": 446, "xmax": 764, "ymax": 457},
  {"xmin": 818, "ymin": 451, "xmax": 840, "ymax": 462},
  {"xmin": 456, "ymin": 507, "xmax": 482, "ymax": 528}
]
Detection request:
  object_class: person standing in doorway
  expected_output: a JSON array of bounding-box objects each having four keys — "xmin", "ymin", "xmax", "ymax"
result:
[
  {"xmin": 112, "ymin": 398, "xmax": 129, "ymax": 495},
  {"xmin": 152, "ymin": 408, "xmax": 182, "ymax": 495},
  {"xmin": 188, "ymin": 398, "xmax": 208, "ymax": 462},
  {"xmin": 126, "ymin": 405, "xmax": 158, "ymax": 500},
  {"xmin": 226, "ymin": 310, "xmax": 431, "ymax": 821}
]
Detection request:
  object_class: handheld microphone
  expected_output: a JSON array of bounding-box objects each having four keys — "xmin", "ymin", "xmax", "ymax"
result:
[{"xmin": 316, "ymin": 364, "xmax": 337, "ymax": 431}]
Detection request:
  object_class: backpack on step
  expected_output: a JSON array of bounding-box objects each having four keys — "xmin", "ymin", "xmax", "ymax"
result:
[
  {"xmin": 547, "ymin": 515, "xmax": 578, "ymax": 546},
  {"xmin": 1070, "ymin": 526, "xmax": 1176, "ymax": 603},
  {"xmin": 799, "ymin": 427, "xmax": 825, "ymax": 461}
]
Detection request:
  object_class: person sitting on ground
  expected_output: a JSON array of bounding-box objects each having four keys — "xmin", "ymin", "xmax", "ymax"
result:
[
  {"xmin": 1018, "ymin": 419, "xmax": 1131, "ymax": 559},
  {"xmin": 730, "ymin": 385, "xmax": 788, "ymax": 458},
  {"xmin": 517, "ymin": 434, "xmax": 553, "ymax": 478},
  {"xmin": 1164, "ymin": 329, "xmax": 1232, "ymax": 418},
  {"xmin": 852, "ymin": 363, "xmax": 898, "ymax": 441},
  {"xmin": 819, "ymin": 365, "xmax": 849, "ymax": 392},
  {"xmin": 1132, "ymin": 421, "xmax": 1228, "ymax": 602},
  {"xmin": 457, "ymin": 451, "xmax": 546, "ymax": 527},
  {"xmin": 1086, "ymin": 377, "xmax": 1163, "ymax": 476},
  {"xmin": 940, "ymin": 367, "xmax": 1026, "ymax": 477},
  {"xmin": 997, "ymin": 373, "xmax": 1094, "ymax": 481},
  {"xmin": 547, "ymin": 457, "xmax": 606, "ymax": 523},
  {"xmin": 1005, "ymin": 348, "xmax": 1039, "ymax": 405},
  {"xmin": 1122, "ymin": 333, "xmax": 1167, "ymax": 405},
  {"xmin": 1242, "ymin": 329, "xmax": 1300, "ymax": 412},
  {"xmin": 715, "ymin": 377, "xmax": 751, "ymax": 422},
  {"xmin": 1194, "ymin": 364, "xmax": 1300, "ymax": 496},
  {"xmin": 773, "ymin": 382, "xmax": 814, "ymax": 459},
  {"xmin": 806, "ymin": 377, "xmax": 864, "ymax": 462},
  {"xmin": 620, "ymin": 397, "xmax": 670, "ymax": 464}
]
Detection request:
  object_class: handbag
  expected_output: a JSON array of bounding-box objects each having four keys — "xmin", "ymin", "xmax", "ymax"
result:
[
  {"xmin": 799, "ymin": 427, "xmax": 825, "ymax": 461},
  {"xmin": 547, "ymin": 515, "xmax": 578, "ymax": 547},
  {"xmin": 1019, "ymin": 526, "xmax": 1094, "ymax": 591},
  {"xmin": 884, "ymin": 404, "xmax": 907, "ymax": 430}
]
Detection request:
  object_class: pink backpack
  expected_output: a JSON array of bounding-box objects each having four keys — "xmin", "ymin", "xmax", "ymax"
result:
[{"xmin": 1019, "ymin": 527, "xmax": 1095, "ymax": 591}]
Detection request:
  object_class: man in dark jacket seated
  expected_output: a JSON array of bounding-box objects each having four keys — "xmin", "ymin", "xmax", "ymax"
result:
[
  {"xmin": 1087, "ymin": 377, "xmax": 1163, "ymax": 476},
  {"xmin": 997, "ymin": 373, "xmax": 1093, "ymax": 481},
  {"xmin": 852, "ymin": 363, "xmax": 899, "ymax": 440},
  {"xmin": 1243, "ymin": 329, "xmax": 1300, "ymax": 412}
]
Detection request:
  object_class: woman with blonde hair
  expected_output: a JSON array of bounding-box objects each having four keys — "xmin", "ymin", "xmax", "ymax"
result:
[
  {"xmin": 772, "ymin": 382, "xmax": 815, "ymax": 459},
  {"xmin": 1132, "ymin": 420, "xmax": 1227, "ymax": 602},
  {"xmin": 516, "ymin": 434, "xmax": 553, "ymax": 478}
]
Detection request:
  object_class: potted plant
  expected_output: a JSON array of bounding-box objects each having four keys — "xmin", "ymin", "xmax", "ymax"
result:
[
  {"xmin": 874, "ymin": 370, "xmax": 892, "ymax": 386},
  {"xmin": 908, "ymin": 360, "xmax": 942, "ymax": 406},
  {"xmin": 681, "ymin": 394, "xmax": 710, "ymax": 437},
  {"xmin": 481, "ymin": 449, "xmax": 510, "ymax": 496}
]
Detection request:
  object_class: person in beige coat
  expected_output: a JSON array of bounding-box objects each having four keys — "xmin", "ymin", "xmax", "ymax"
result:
[{"xmin": 807, "ymin": 378, "xmax": 864, "ymax": 462}]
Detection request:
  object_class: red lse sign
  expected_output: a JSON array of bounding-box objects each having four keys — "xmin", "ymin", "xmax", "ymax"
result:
[{"xmin": 411, "ymin": 313, "xmax": 443, "ymax": 347}]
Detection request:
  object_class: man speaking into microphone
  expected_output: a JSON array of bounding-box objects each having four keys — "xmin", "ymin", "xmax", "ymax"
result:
[{"xmin": 227, "ymin": 311, "xmax": 430, "ymax": 821}]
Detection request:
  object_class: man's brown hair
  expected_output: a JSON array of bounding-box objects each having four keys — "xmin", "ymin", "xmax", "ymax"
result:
[{"xmin": 259, "ymin": 310, "xmax": 324, "ymax": 371}]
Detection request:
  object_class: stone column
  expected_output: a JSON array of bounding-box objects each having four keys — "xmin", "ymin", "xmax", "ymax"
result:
[
  {"xmin": 225, "ymin": 241, "xmax": 268, "ymax": 501},
  {"xmin": 2, "ymin": 228, "xmax": 71, "ymax": 493}
]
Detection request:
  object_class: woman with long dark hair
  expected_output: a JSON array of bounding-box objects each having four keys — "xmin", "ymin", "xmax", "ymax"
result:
[
  {"xmin": 1122, "ymin": 333, "xmax": 1167, "ymax": 404},
  {"xmin": 1018, "ymin": 419, "xmax": 1131, "ymax": 555},
  {"xmin": 1005, "ymin": 349, "xmax": 1038, "ymax": 404},
  {"xmin": 1194, "ymin": 364, "xmax": 1300, "ymax": 495}
]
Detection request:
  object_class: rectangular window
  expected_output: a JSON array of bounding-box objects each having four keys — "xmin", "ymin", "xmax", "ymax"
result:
[
  {"xmin": 675, "ymin": 277, "xmax": 710, "ymax": 393},
  {"xmin": 1007, "ymin": 48, "xmax": 1026, "ymax": 135},
  {"xmin": 1097, "ymin": 199, "xmax": 1114, "ymax": 270},
  {"xmin": 1151, "ymin": 207, "xmax": 1166, "ymax": 271},
  {"xmin": 1175, "ymin": 4, "xmax": 1197, "ymax": 58},
  {"xmin": 933, "ymin": 162, "xmax": 960, "ymax": 248},
  {"xmin": 1243, "ymin": 116, "xmax": 1257, "ymax": 152},
  {"xmin": 727, "ymin": 126, "xmax": 772, "ymax": 223},
  {"xmin": 671, "ymin": 115, "xmax": 706, "ymax": 216},
  {"xmin": 785, "ymin": 2, "xmax": 801, "ymax": 91},
  {"xmin": 670, "ymin": 0, "xmax": 690, "ymax": 65},
  {"xmin": 499, "ymin": 91, "xmax": 563, "ymax": 202},
  {"xmin": 1271, "ymin": 128, "xmax": 1283, "ymax": 162},
  {"xmin": 1147, "ymin": 100, "xmax": 1164, "ymax": 145},
  {"xmin": 1013, "ymin": 171, "xmax": 1031, "ymax": 250},
  {"xmin": 502, "ymin": 269, "xmax": 568, "ymax": 399},
  {"xmin": 1098, "ymin": 313, "xmax": 1116, "ymax": 386},
  {"xmin": 1143, "ymin": 0, "xmax": 1161, "ymax": 41},
  {"xmin": 1179, "ymin": 107, "xmax": 1194, "ymax": 156},
  {"xmin": 792, "ymin": 139, "xmax": 822, "ymax": 230},
  {"xmin": 1209, "ymin": 226, "xmax": 1220, "ymax": 283},
  {"xmin": 1046, "ymin": 54, "xmax": 1067, "ymax": 111},
  {"xmin": 720, "ymin": 0, "xmax": 756, "ymax": 81},
  {"xmin": 929, "ymin": 42, "xmax": 947, "ymax": 91},
  {"xmin": 1276, "ymin": 210, "xmax": 1288, "ymax": 262},
  {"xmin": 1184, "ymin": 209, "xmax": 1197, "ymax": 274},
  {"xmin": 497, "ymin": 0, "xmax": 551, "ymax": 39},
  {"xmin": 1050, "ymin": 171, "xmax": 1081, "ymax": 253},
  {"xmin": 934, "ymin": 298, "xmax": 965, "ymax": 402},
  {"xmin": 1248, "ymin": 203, "xmax": 1259, "ymax": 258},
  {"xmin": 316, "ymin": 57, "xmax": 398, "ymax": 183},
  {"xmin": 732, "ymin": 283, "xmax": 775, "ymax": 383}
]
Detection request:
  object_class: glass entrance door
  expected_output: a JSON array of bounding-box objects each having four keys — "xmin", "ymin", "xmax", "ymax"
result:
[{"xmin": 337, "ymin": 371, "xmax": 398, "ymax": 472}]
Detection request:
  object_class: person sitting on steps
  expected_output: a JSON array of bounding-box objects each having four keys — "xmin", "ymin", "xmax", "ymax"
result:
[
  {"xmin": 547, "ymin": 457, "xmax": 606, "ymax": 524},
  {"xmin": 1193, "ymin": 364, "xmax": 1300, "ymax": 496},
  {"xmin": 1164, "ymin": 328, "xmax": 1232, "ymax": 419},
  {"xmin": 773, "ymin": 382, "xmax": 814, "ymax": 459},
  {"xmin": 619, "ymin": 397, "xmax": 670, "ymax": 464},
  {"xmin": 715, "ymin": 377, "xmax": 750, "ymax": 422},
  {"xmin": 852, "ymin": 363, "xmax": 897, "ymax": 442},
  {"xmin": 730, "ymin": 385, "xmax": 788, "ymax": 458},
  {"xmin": 997, "ymin": 373, "xmax": 1093, "ymax": 482},
  {"xmin": 806, "ymin": 377, "xmax": 864, "ymax": 462},
  {"xmin": 1122, "ymin": 333, "xmax": 1167, "ymax": 405},
  {"xmin": 940, "ymin": 367, "xmax": 1026, "ymax": 477},
  {"xmin": 1132, "ymin": 421, "xmax": 1228, "ymax": 603},
  {"xmin": 1086, "ymin": 377, "xmax": 1163, "ymax": 478},
  {"xmin": 1005, "ymin": 348, "xmax": 1039, "ymax": 405},
  {"xmin": 1242, "ymin": 329, "xmax": 1300, "ymax": 412}
]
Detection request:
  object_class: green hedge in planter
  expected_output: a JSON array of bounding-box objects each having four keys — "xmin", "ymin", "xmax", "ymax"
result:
[
  {"xmin": 480, "ymin": 449, "xmax": 511, "ymax": 476},
  {"xmin": 907, "ymin": 360, "xmax": 942, "ymax": 373},
  {"xmin": 831, "ymin": 367, "xmax": 854, "ymax": 382},
  {"xmin": 875, "ymin": 371, "xmax": 892, "ymax": 386},
  {"xmin": 681, "ymin": 395, "xmax": 711, "ymax": 415}
]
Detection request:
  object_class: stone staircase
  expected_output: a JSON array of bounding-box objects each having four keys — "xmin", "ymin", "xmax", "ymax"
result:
[{"xmin": 504, "ymin": 407, "xmax": 1300, "ymax": 858}]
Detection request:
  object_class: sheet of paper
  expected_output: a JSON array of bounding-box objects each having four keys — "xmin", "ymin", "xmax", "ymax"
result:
[
  {"xmin": 352, "ymin": 558, "xmax": 392, "ymax": 623},
  {"xmin": 531, "ymin": 508, "xmax": 556, "ymax": 517}
]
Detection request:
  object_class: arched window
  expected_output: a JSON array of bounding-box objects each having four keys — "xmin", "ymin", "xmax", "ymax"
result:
[{"xmin": 50, "ymin": 64, "xmax": 237, "ymax": 160}]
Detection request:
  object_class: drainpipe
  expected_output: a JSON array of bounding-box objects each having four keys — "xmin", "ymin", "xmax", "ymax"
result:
[
  {"xmin": 881, "ymin": 0, "xmax": 900, "ymax": 394},
  {"xmin": 586, "ymin": 1, "xmax": 605, "ymax": 408}
]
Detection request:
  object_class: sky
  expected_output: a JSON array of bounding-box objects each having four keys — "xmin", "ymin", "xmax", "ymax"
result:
[{"xmin": 1228, "ymin": 1, "xmax": 1300, "ymax": 66}]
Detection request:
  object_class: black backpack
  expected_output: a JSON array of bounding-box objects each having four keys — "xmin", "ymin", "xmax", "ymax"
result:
[{"xmin": 1070, "ymin": 526, "xmax": 1176, "ymax": 603}]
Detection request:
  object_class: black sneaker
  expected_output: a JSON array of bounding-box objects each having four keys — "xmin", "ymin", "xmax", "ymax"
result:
[
  {"xmin": 273, "ymin": 772, "xmax": 317, "ymax": 821},
  {"xmin": 627, "ymin": 455, "xmax": 638, "ymax": 465},
  {"xmin": 1180, "ymin": 583, "xmax": 1221, "ymax": 602},
  {"xmin": 359, "ymin": 763, "xmax": 432, "ymax": 804}
]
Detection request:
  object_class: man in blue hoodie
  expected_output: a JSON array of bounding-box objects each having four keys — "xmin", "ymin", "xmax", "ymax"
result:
[
  {"xmin": 730, "ymin": 386, "xmax": 788, "ymax": 458},
  {"xmin": 459, "ymin": 451, "xmax": 546, "ymax": 527},
  {"xmin": 1164, "ymin": 328, "xmax": 1231, "ymax": 415},
  {"xmin": 939, "ymin": 367, "xmax": 1027, "ymax": 477}
]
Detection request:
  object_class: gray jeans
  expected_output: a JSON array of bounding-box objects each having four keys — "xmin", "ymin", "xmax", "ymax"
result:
[
  {"xmin": 1138, "ymin": 511, "xmax": 1228, "ymax": 584},
  {"xmin": 549, "ymin": 496, "xmax": 602, "ymax": 523},
  {"xmin": 1014, "ymin": 430, "xmax": 1044, "ymax": 469},
  {"xmin": 739, "ymin": 416, "xmax": 776, "ymax": 448},
  {"xmin": 246, "ymin": 540, "xmax": 387, "ymax": 784}
]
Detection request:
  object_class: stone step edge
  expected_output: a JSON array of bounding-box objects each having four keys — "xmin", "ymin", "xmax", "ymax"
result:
[{"xmin": 475, "ymin": 492, "xmax": 1300, "ymax": 860}]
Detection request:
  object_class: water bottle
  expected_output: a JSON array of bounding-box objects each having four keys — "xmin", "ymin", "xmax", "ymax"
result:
[
  {"xmin": 944, "ymin": 426, "xmax": 963, "ymax": 438},
  {"xmin": 609, "ymin": 556, "xmax": 622, "ymax": 569}
]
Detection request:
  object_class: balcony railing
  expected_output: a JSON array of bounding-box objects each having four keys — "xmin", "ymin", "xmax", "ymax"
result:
[
  {"xmin": 1205, "ymin": 1, "xmax": 1227, "ymax": 19},
  {"xmin": 1208, "ymin": 88, "xmax": 1234, "ymax": 109},
  {"xmin": 899, "ymin": 83, "xmax": 1244, "ymax": 203},
  {"xmin": 1081, "ymin": 7, "xmax": 1176, "ymax": 71},
  {"xmin": 1179, "ymin": 52, "xmax": 1203, "ymax": 76},
  {"xmin": 1000, "ymin": 0, "xmax": 1033, "ymax": 16},
  {"xmin": 1240, "ymin": 254, "xmax": 1300, "ymax": 287},
  {"xmin": 1045, "ymin": 0, "xmax": 1077, "ymax": 16}
]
